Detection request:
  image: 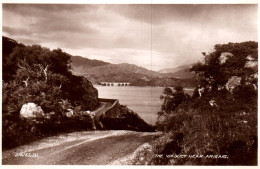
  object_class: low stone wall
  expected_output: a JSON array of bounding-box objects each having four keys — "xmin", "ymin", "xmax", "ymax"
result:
[
  {"xmin": 98, "ymin": 98, "xmax": 154, "ymax": 132},
  {"xmin": 98, "ymin": 98, "xmax": 120, "ymax": 118},
  {"xmin": 98, "ymin": 98, "xmax": 117, "ymax": 103},
  {"xmin": 104, "ymin": 101, "xmax": 120, "ymax": 118}
]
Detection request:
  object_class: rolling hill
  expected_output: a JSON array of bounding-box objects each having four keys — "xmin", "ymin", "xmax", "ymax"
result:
[
  {"xmin": 71, "ymin": 55, "xmax": 110, "ymax": 75},
  {"xmin": 70, "ymin": 58, "xmax": 196, "ymax": 87},
  {"xmin": 158, "ymin": 64, "xmax": 195, "ymax": 79},
  {"xmin": 86, "ymin": 63, "xmax": 162, "ymax": 79}
]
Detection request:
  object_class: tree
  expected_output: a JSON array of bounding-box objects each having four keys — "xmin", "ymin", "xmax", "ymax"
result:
[
  {"xmin": 2, "ymin": 36, "xmax": 25, "ymax": 81},
  {"xmin": 190, "ymin": 41, "xmax": 258, "ymax": 92},
  {"xmin": 160, "ymin": 86, "xmax": 189, "ymax": 113},
  {"xmin": 2, "ymin": 36, "xmax": 100, "ymax": 149},
  {"xmin": 155, "ymin": 41, "xmax": 258, "ymax": 165},
  {"xmin": 3, "ymin": 41, "xmax": 73, "ymax": 83}
]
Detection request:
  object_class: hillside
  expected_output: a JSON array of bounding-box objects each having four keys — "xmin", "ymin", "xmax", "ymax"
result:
[
  {"xmin": 154, "ymin": 41, "xmax": 258, "ymax": 165},
  {"xmin": 71, "ymin": 55, "xmax": 110, "ymax": 75},
  {"xmin": 70, "ymin": 58, "xmax": 196, "ymax": 87},
  {"xmin": 86, "ymin": 63, "xmax": 162, "ymax": 79},
  {"xmin": 158, "ymin": 64, "xmax": 195, "ymax": 79},
  {"xmin": 2, "ymin": 36, "xmax": 100, "ymax": 149},
  {"xmin": 84, "ymin": 63, "xmax": 196, "ymax": 87}
]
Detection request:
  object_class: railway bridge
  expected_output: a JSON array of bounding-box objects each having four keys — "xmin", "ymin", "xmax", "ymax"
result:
[{"xmin": 100, "ymin": 82, "xmax": 130, "ymax": 86}]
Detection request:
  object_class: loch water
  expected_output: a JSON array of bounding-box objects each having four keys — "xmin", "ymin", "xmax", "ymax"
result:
[{"xmin": 95, "ymin": 85, "xmax": 194, "ymax": 125}]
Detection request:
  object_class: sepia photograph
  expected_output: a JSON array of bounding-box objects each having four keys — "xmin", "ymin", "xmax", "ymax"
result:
[{"xmin": 1, "ymin": 1, "xmax": 258, "ymax": 166}]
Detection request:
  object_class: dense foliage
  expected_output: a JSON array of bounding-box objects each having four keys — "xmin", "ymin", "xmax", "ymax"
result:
[
  {"xmin": 2, "ymin": 36, "xmax": 99, "ymax": 149},
  {"xmin": 153, "ymin": 41, "xmax": 257, "ymax": 165}
]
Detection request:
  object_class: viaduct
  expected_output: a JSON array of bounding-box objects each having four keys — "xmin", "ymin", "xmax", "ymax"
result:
[{"xmin": 100, "ymin": 82, "xmax": 131, "ymax": 86}]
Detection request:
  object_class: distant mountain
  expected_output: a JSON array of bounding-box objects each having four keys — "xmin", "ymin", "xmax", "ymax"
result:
[
  {"xmin": 86, "ymin": 63, "xmax": 162, "ymax": 79},
  {"xmin": 70, "ymin": 56, "xmax": 196, "ymax": 87},
  {"xmin": 158, "ymin": 64, "xmax": 190, "ymax": 73},
  {"xmin": 3, "ymin": 36, "xmax": 195, "ymax": 87},
  {"xmin": 82, "ymin": 63, "xmax": 162, "ymax": 84},
  {"xmin": 71, "ymin": 55, "xmax": 110, "ymax": 75},
  {"xmin": 76, "ymin": 63, "xmax": 196, "ymax": 87},
  {"xmin": 158, "ymin": 64, "xmax": 195, "ymax": 79}
]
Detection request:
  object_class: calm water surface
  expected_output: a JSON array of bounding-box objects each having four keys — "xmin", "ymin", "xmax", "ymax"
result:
[
  {"xmin": 95, "ymin": 86, "xmax": 163, "ymax": 125},
  {"xmin": 95, "ymin": 86, "xmax": 194, "ymax": 125}
]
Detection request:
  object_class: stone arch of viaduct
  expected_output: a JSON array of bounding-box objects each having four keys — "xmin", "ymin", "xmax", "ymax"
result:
[{"xmin": 100, "ymin": 82, "xmax": 131, "ymax": 86}]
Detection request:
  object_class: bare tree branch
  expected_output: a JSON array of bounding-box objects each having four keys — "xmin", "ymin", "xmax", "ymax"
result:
[{"xmin": 22, "ymin": 77, "xmax": 29, "ymax": 87}]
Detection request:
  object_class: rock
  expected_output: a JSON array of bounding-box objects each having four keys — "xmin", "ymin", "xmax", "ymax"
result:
[
  {"xmin": 240, "ymin": 112, "xmax": 247, "ymax": 116},
  {"xmin": 83, "ymin": 110, "xmax": 95, "ymax": 118},
  {"xmin": 209, "ymin": 100, "xmax": 218, "ymax": 108},
  {"xmin": 44, "ymin": 111, "xmax": 55, "ymax": 119},
  {"xmin": 65, "ymin": 109, "xmax": 74, "ymax": 118},
  {"xmin": 246, "ymin": 55, "xmax": 255, "ymax": 61},
  {"xmin": 245, "ymin": 55, "xmax": 257, "ymax": 71},
  {"xmin": 218, "ymin": 86, "xmax": 225, "ymax": 91},
  {"xmin": 225, "ymin": 76, "xmax": 242, "ymax": 92},
  {"xmin": 219, "ymin": 52, "xmax": 233, "ymax": 65},
  {"xmin": 20, "ymin": 103, "xmax": 44, "ymax": 118},
  {"xmin": 245, "ymin": 61, "xmax": 257, "ymax": 69},
  {"xmin": 252, "ymin": 73, "xmax": 258, "ymax": 79},
  {"xmin": 242, "ymin": 121, "xmax": 248, "ymax": 124}
]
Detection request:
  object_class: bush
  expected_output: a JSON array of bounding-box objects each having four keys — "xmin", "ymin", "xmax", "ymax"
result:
[
  {"xmin": 153, "ymin": 97, "xmax": 257, "ymax": 165},
  {"xmin": 2, "ymin": 37, "xmax": 99, "ymax": 149},
  {"xmin": 154, "ymin": 41, "xmax": 258, "ymax": 165}
]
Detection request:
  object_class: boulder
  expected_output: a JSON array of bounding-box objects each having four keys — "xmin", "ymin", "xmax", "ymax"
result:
[
  {"xmin": 225, "ymin": 76, "xmax": 242, "ymax": 92},
  {"xmin": 219, "ymin": 52, "xmax": 233, "ymax": 65},
  {"xmin": 245, "ymin": 60, "xmax": 257, "ymax": 69},
  {"xmin": 20, "ymin": 103, "xmax": 44, "ymax": 118},
  {"xmin": 65, "ymin": 109, "xmax": 74, "ymax": 118},
  {"xmin": 245, "ymin": 55, "xmax": 257, "ymax": 71},
  {"xmin": 209, "ymin": 99, "xmax": 218, "ymax": 108}
]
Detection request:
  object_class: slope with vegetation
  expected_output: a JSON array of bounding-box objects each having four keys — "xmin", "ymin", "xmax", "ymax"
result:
[
  {"xmin": 2, "ymin": 36, "xmax": 99, "ymax": 149},
  {"xmin": 71, "ymin": 55, "xmax": 110, "ymax": 75},
  {"xmin": 130, "ymin": 41, "xmax": 258, "ymax": 165},
  {"xmin": 154, "ymin": 41, "xmax": 257, "ymax": 165},
  {"xmin": 158, "ymin": 64, "xmax": 195, "ymax": 79},
  {"xmin": 71, "ymin": 58, "xmax": 196, "ymax": 87},
  {"xmin": 2, "ymin": 36, "xmax": 155, "ymax": 150}
]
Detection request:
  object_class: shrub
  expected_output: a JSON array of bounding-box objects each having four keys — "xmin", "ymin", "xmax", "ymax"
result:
[
  {"xmin": 154, "ymin": 41, "xmax": 258, "ymax": 165},
  {"xmin": 2, "ymin": 37, "xmax": 99, "ymax": 149}
]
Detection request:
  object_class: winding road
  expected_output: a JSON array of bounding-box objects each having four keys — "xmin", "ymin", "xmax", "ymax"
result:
[{"xmin": 2, "ymin": 130, "xmax": 161, "ymax": 165}]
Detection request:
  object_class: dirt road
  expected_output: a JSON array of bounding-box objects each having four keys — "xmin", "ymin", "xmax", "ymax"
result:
[{"xmin": 2, "ymin": 130, "xmax": 161, "ymax": 165}]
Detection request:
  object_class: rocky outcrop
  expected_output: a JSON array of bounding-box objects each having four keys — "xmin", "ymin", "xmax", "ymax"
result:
[
  {"xmin": 225, "ymin": 76, "xmax": 242, "ymax": 92},
  {"xmin": 100, "ymin": 103, "xmax": 154, "ymax": 132},
  {"xmin": 65, "ymin": 109, "xmax": 74, "ymax": 118},
  {"xmin": 219, "ymin": 52, "xmax": 233, "ymax": 64},
  {"xmin": 245, "ymin": 55, "xmax": 257, "ymax": 71},
  {"xmin": 20, "ymin": 103, "xmax": 44, "ymax": 118}
]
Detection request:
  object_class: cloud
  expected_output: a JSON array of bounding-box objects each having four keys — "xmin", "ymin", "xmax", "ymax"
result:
[
  {"xmin": 65, "ymin": 47, "xmax": 193, "ymax": 71},
  {"xmin": 3, "ymin": 26, "xmax": 32, "ymax": 36},
  {"xmin": 2, "ymin": 4, "xmax": 258, "ymax": 70}
]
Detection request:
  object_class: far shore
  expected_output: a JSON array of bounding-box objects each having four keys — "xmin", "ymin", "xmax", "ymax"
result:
[{"xmin": 94, "ymin": 84, "xmax": 195, "ymax": 91}]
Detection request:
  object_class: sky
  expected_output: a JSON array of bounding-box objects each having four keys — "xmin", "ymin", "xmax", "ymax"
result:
[{"xmin": 2, "ymin": 4, "xmax": 258, "ymax": 71}]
